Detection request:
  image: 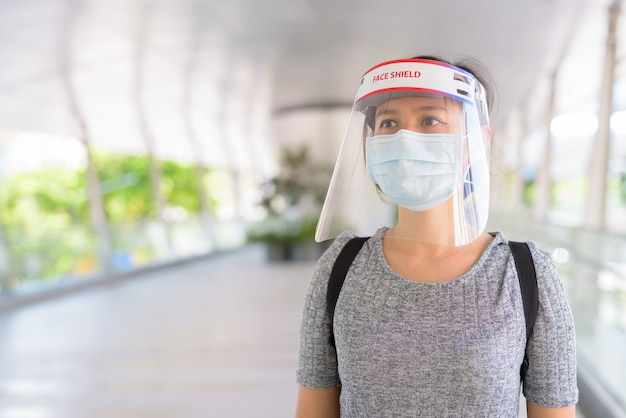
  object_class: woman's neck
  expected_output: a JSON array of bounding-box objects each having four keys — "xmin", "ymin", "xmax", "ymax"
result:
[{"xmin": 389, "ymin": 203, "xmax": 457, "ymax": 247}]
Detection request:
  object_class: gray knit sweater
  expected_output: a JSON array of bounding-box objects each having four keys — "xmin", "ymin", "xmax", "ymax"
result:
[{"xmin": 297, "ymin": 228, "xmax": 578, "ymax": 417}]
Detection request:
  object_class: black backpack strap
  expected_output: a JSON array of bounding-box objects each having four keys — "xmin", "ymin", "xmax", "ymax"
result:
[
  {"xmin": 508, "ymin": 241, "xmax": 539, "ymax": 381},
  {"xmin": 326, "ymin": 237, "xmax": 370, "ymax": 347}
]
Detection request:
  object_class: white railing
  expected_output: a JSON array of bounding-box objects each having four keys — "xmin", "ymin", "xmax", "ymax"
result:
[{"xmin": 0, "ymin": 215, "xmax": 248, "ymax": 299}]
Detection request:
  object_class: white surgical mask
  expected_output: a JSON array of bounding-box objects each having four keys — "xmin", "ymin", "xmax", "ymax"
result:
[{"xmin": 366, "ymin": 129, "xmax": 462, "ymax": 212}]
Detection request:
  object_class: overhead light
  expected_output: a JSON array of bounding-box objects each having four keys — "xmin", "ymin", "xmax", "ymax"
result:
[
  {"xmin": 550, "ymin": 113, "xmax": 598, "ymax": 138},
  {"xmin": 610, "ymin": 110, "xmax": 626, "ymax": 135}
]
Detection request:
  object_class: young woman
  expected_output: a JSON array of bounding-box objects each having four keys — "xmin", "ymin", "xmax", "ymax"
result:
[{"xmin": 295, "ymin": 56, "xmax": 578, "ymax": 417}]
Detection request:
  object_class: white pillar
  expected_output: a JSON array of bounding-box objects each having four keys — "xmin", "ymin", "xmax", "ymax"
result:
[
  {"xmin": 584, "ymin": 0, "xmax": 621, "ymax": 229},
  {"xmin": 133, "ymin": 0, "xmax": 173, "ymax": 256},
  {"xmin": 532, "ymin": 70, "xmax": 558, "ymax": 221},
  {"xmin": 512, "ymin": 106, "xmax": 529, "ymax": 210},
  {"xmin": 60, "ymin": 2, "xmax": 112, "ymax": 272}
]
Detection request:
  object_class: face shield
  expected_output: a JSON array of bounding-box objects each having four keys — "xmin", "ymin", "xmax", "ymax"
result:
[{"xmin": 315, "ymin": 59, "xmax": 491, "ymax": 246}]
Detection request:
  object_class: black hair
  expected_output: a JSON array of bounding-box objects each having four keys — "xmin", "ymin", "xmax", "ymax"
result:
[{"xmin": 411, "ymin": 54, "xmax": 497, "ymax": 116}]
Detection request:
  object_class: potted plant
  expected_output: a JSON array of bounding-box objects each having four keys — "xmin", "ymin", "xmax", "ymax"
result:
[{"xmin": 247, "ymin": 145, "xmax": 331, "ymax": 261}]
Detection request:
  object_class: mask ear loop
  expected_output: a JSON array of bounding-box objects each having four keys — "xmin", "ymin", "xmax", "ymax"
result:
[
  {"xmin": 462, "ymin": 112, "xmax": 475, "ymax": 198},
  {"xmin": 461, "ymin": 122, "xmax": 490, "ymax": 199}
]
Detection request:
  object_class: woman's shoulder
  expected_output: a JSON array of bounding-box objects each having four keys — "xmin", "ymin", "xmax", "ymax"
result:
[
  {"xmin": 314, "ymin": 228, "xmax": 383, "ymax": 273},
  {"xmin": 489, "ymin": 232, "xmax": 551, "ymax": 257},
  {"xmin": 491, "ymin": 232, "xmax": 559, "ymax": 282},
  {"xmin": 318, "ymin": 229, "xmax": 375, "ymax": 261}
]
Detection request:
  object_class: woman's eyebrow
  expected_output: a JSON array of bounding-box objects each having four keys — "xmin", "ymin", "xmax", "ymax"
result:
[
  {"xmin": 413, "ymin": 105, "xmax": 447, "ymax": 112},
  {"xmin": 375, "ymin": 108, "xmax": 398, "ymax": 118},
  {"xmin": 375, "ymin": 105, "xmax": 447, "ymax": 118}
]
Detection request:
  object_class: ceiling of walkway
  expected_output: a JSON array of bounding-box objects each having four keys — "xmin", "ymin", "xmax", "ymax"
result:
[{"xmin": 0, "ymin": 0, "xmax": 621, "ymax": 175}]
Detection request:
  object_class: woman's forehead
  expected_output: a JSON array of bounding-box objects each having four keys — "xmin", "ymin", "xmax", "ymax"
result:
[{"xmin": 376, "ymin": 95, "xmax": 458, "ymax": 112}]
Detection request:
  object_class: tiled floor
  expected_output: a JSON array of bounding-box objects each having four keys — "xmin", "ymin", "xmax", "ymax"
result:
[{"xmin": 0, "ymin": 245, "xmax": 313, "ymax": 418}]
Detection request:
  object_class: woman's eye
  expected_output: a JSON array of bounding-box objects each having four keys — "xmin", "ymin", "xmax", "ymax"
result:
[
  {"xmin": 422, "ymin": 117, "xmax": 443, "ymax": 127},
  {"xmin": 378, "ymin": 119, "xmax": 397, "ymax": 129}
]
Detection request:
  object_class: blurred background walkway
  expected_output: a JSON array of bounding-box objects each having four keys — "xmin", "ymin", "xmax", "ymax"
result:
[{"xmin": 1, "ymin": 0, "xmax": 625, "ymax": 416}]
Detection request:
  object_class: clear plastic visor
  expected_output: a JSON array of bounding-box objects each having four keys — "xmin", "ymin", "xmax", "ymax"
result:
[{"xmin": 315, "ymin": 60, "xmax": 491, "ymax": 246}]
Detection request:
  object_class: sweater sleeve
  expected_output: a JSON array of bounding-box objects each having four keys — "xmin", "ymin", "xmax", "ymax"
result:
[
  {"xmin": 522, "ymin": 241, "xmax": 579, "ymax": 407},
  {"xmin": 296, "ymin": 231, "xmax": 356, "ymax": 388}
]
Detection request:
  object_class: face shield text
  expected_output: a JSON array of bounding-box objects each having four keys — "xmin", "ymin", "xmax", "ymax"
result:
[{"xmin": 372, "ymin": 70, "xmax": 421, "ymax": 83}]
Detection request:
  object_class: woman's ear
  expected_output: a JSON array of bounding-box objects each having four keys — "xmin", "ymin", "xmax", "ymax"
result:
[{"xmin": 482, "ymin": 126, "xmax": 492, "ymax": 142}]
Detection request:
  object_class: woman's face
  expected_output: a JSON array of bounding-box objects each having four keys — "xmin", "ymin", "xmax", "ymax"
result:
[{"xmin": 373, "ymin": 95, "xmax": 463, "ymax": 136}]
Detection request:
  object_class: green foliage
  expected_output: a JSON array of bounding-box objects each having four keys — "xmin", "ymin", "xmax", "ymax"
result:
[
  {"xmin": 0, "ymin": 168, "xmax": 94, "ymax": 282},
  {"xmin": 94, "ymin": 152, "xmax": 153, "ymax": 220},
  {"xmin": 0, "ymin": 151, "xmax": 215, "ymax": 284},
  {"xmin": 0, "ymin": 168, "xmax": 88, "ymax": 228},
  {"xmin": 94, "ymin": 151, "xmax": 204, "ymax": 220},
  {"xmin": 247, "ymin": 216, "xmax": 318, "ymax": 244},
  {"xmin": 0, "ymin": 152, "xmax": 211, "ymax": 229},
  {"xmin": 160, "ymin": 160, "xmax": 201, "ymax": 213}
]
